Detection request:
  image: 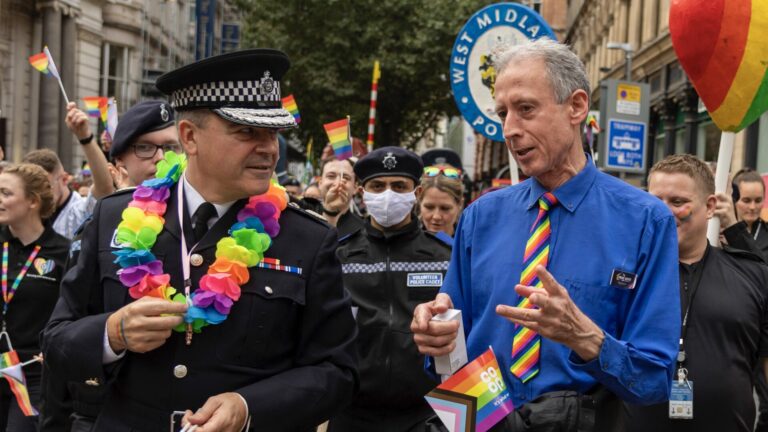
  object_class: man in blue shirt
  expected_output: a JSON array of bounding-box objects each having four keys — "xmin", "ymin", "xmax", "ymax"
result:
[{"xmin": 412, "ymin": 38, "xmax": 680, "ymax": 430}]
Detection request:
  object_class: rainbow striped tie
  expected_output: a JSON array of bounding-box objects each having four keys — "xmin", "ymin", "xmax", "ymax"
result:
[{"xmin": 510, "ymin": 192, "xmax": 558, "ymax": 382}]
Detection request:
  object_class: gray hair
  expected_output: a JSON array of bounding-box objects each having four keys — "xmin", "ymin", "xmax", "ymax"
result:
[
  {"xmin": 175, "ymin": 109, "xmax": 211, "ymax": 128},
  {"xmin": 493, "ymin": 38, "xmax": 590, "ymax": 104}
]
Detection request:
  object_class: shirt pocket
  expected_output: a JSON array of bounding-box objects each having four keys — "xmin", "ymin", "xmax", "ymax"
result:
[
  {"xmin": 565, "ymin": 279, "xmax": 625, "ymax": 336},
  {"xmin": 215, "ymin": 270, "xmax": 306, "ymax": 367}
]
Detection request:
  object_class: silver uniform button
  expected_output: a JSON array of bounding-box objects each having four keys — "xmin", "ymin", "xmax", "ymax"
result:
[
  {"xmin": 265, "ymin": 286, "xmax": 273, "ymax": 295},
  {"xmin": 173, "ymin": 364, "xmax": 188, "ymax": 379},
  {"xmin": 190, "ymin": 254, "xmax": 204, "ymax": 267}
]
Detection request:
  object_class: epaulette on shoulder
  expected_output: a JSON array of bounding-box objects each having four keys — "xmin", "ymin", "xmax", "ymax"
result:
[
  {"xmin": 424, "ymin": 230, "xmax": 453, "ymax": 248},
  {"xmin": 101, "ymin": 187, "xmax": 136, "ymax": 201},
  {"xmin": 721, "ymin": 244, "xmax": 767, "ymax": 264},
  {"xmin": 286, "ymin": 202, "xmax": 330, "ymax": 226},
  {"xmin": 338, "ymin": 227, "xmax": 364, "ymax": 244}
]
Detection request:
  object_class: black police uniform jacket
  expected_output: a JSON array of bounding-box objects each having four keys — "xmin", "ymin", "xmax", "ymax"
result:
[
  {"xmin": 329, "ymin": 218, "xmax": 450, "ymax": 431},
  {"xmin": 42, "ymin": 187, "xmax": 359, "ymax": 432}
]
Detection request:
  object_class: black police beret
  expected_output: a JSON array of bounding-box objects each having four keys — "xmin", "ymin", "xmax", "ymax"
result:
[
  {"xmin": 354, "ymin": 146, "xmax": 424, "ymax": 185},
  {"xmin": 110, "ymin": 101, "xmax": 175, "ymax": 159},
  {"xmin": 155, "ymin": 49, "xmax": 296, "ymax": 129},
  {"xmin": 421, "ymin": 148, "xmax": 463, "ymax": 171}
]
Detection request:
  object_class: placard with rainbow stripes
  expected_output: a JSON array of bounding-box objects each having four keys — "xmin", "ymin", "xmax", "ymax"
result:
[
  {"xmin": 282, "ymin": 95, "xmax": 301, "ymax": 124},
  {"xmin": 323, "ymin": 118, "xmax": 353, "ymax": 160},
  {"xmin": 425, "ymin": 347, "xmax": 514, "ymax": 432}
]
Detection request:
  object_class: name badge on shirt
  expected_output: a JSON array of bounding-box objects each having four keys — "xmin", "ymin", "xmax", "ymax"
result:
[
  {"xmin": 610, "ymin": 269, "xmax": 637, "ymax": 289},
  {"xmin": 669, "ymin": 380, "xmax": 693, "ymax": 419},
  {"xmin": 407, "ymin": 273, "xmax": 443, "ymax": 287}
]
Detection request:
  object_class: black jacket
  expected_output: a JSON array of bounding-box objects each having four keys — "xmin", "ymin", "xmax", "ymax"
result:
[
  {"xmin": 41, "ymin": 188, "xmax": 358, "ymax": 432},
  {"xmin": 724, "ymin": 219, "xmax": 768, "ymax": 263},
  {"xmin": 331, "ymin": 218, "xmax": 451, "ymax": 431}
]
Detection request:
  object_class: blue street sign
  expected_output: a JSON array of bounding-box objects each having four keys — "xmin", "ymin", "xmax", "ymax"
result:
[{"xmin": 606, "ymin": 119, "xmax": 646, "ymax": 171}]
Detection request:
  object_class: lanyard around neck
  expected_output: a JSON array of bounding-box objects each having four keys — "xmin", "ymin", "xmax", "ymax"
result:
[
  {"xmin": 1, "ymin": 242, "xmax": 42, "ymax": 315},
  {"xmin": 754, "ymin": 222, "xmax": 761, "ymax": 241},
  {"xmin": 177, "ymin": 176, "xmax": 197, "ymax": 297},
  {"xmin": 678, "ymin": 244, "xmax": 710, "ymax": 365}
]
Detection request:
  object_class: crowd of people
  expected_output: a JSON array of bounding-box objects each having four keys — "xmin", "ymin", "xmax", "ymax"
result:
[{"xmin": 0, "ymin": 38, "xmax": 764, "ymax": 432}]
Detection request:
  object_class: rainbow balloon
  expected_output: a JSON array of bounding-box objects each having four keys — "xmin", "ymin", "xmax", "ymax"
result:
[{"xmin": 670, "ymin": 0, "xmax": 768, "ymax": 132}]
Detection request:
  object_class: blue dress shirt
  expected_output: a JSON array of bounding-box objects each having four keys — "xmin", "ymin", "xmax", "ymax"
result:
[{"xmin": 442, "ymin": 158, "xmax": 680, "ymax": 406}]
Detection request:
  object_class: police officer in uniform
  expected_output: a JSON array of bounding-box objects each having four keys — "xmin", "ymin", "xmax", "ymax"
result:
[
  {"xmin": 42, "ymin": 49, "xmax": 358, "ymax": 432},
  {"xmin": 328, "ymin": 147, "xmax": 451, "ymax": 432},
  {"xmin": 39, "ymin": 101, "xmax": 184, "ymax": 432}
]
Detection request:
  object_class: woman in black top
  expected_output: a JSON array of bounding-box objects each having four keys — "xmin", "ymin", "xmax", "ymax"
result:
[
  {"xmin": 0, "ymin": 163, "xmax": 69, "ymax": 431},
  {"xmin": 732, "ymin": 170, "xmax": 768, "ymax": 259}
]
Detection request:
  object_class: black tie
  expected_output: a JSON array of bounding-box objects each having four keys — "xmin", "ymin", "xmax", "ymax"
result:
[{"xmin": 192, "ymin": 202, "xmax": 217, "ymax": 242}]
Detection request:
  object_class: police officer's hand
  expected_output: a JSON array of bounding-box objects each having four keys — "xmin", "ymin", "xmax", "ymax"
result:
[
  {"xmin": 65, "ymin": 102, "xmax": 92, "ymax": 141},
  {"xmin": 324, "ymin": 183, "xmax": 349, "ymax": 213},
  {"xmin": 181, "ymin": 392, "xmax": 248, "ymax": 432},
  {"xmin": 411, "ymin": 293, "xmax": 460, "ymax": 357},
  {"xmin": 714, "ymin": 192, "xmax": 738, "ymax": 229},
  {"xmin": 106, "ymin": 297, "xmax": 187, "ymax": 354},
  {"xmin": 108, "ymin": 163, "xmax": 131, "ymax": 190},
  {"xmin": 496, "ymin": 265, "xmax": 605, "ymax": 362}
]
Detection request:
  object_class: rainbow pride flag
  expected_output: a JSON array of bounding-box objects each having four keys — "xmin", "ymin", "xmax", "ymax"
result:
[
  {"xmin": 28, "ymin": 52, "xmax": 50, "ymax": 76},
  {"xmin": 28, "ymin": 46, "xmax": 61, "ymax": 79},
  {"xmin": 282, "ymin": 95, "xmax": 301, "ymax": 124},
  {"xmin": 425, "ymin": 348, "xmax": 513, "ymax": 432},
  {"xmin": 83, "ymin": 97, "xmax": 107, "ymax": 118},
  {"xmin": 324, "ymin": 118, "xmax": 353, "ymax": 160},
  {"xmin": 0, "ymin": 350, "xmax": 38, "ymax": 416}
]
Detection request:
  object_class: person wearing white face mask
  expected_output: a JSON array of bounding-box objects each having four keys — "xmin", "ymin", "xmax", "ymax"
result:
[{"xmin": 329, "ymin": 146, "xmax": 452, "ymax": 432}]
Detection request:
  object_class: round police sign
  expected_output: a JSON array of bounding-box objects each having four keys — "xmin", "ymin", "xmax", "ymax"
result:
[{"xmin": 450, "ymin": 3, "xmax": 556, "ymax": 142}]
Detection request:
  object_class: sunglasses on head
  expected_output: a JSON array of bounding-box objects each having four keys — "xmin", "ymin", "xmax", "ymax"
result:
[{"xmin": 424, "ymin": 166, "xmax": 461, "ymax": 179}]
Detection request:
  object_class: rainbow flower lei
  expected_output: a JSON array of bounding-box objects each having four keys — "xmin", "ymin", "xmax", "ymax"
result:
[{"xmin": 113, "ymin": 152, "xmax": 287, "ymax": 334}]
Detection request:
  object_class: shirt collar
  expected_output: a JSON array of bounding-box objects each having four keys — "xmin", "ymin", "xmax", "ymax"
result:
[
  {"xmin": 182, "ymin": 174, "xmax": 235, "ymax": 220},
  {"xmin": 527, "ymin": 153, "xmax": 598, "ymax": 213}
]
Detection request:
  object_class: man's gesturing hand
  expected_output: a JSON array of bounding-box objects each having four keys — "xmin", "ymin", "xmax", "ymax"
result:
[
  {"xmin": 107, "ymin": 297, "xmax": 187, "ymax": 354},
  {"xmin": 411, "ymin": 293, "xmax": 459, "ymax": 357},
  {"xmin": 495, "ymin": 265, "xmax": 604, "ymax": 362}
]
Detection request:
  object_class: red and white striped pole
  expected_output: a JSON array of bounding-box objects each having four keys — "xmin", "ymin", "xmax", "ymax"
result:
[{"xmin": 367, "ymin": 60, "xmax": 381, "ymax": 152}]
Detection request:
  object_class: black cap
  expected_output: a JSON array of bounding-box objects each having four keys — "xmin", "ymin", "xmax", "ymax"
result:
[
  {"xmin": 155, "ymin": 49, "xmax": 296, "ymax": 129},
  {"xmin": 110, "ymin": 101, "xmax": 175, "ymax": 159},
  {"xmin": 280, "ymin": 176, "xmax": 301, "ymax": 187},
  {"xmin": 421, "ymin": 148, "xmax": 463, "ymax": 171},
  {"xmin": 354, "ymin": 146, "xmax": 424, "ymax": 185}
]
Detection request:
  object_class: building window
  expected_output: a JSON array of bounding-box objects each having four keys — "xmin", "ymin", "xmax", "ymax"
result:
[
  {"xmin": 757, "ymin": 113, "xmax": 768, "ymax": 174},
  {"xmin": 100, "ymin": 43, "xmax": 131, "ymax": 113},
  {"xmin": 697, "ymin": 120, "xmax": 721, "ymax": 161},
  {"xmin": 667, "ymin": 63, "xmax": 684, "ymax": 89}
]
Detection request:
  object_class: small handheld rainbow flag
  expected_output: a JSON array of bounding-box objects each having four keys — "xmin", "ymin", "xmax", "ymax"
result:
[
  {"xmin": 0, "ymin": 350, "xmax": 38, "ymax": 416},
  {"xmin": 324, "ymin": 118, "xmax": 353, "ymax": 160},
  {"xmin": 82, "ymin": 97, "xmax": 107, "ymax": 118},
  {"xmin": 28, "ymin": 46, "xmax": 69, "ymax": 103},
  {"xmin": 425, "ymin": 348, "xmax": 514, "ymax": 432},
  {"xmin": 28, "ymin": 52, "xmax": 51, "ymax": 76},
  {"xmin": 282, "ymin": 95, "xmax": 301, "ymax": 124},
  {"xmin": 106, "ymin": 98, "xmax": 119, "ymax": 139}
]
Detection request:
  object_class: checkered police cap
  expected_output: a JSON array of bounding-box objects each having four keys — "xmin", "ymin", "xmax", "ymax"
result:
[{"xmin": 155, "ymin": 49, "xmax": 297, "ymax": 129}]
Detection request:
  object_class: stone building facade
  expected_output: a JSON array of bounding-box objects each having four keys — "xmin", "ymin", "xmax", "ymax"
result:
[
  {"xmin": 566, "ymin": 0, "xmax": 767, "ymax": 177},
  {"xmin": 0, "ymin": 0, "xmax": 239, "ymax": 170}
]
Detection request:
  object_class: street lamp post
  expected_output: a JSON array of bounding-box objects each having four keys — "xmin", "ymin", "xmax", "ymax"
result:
[{"xmin": 607, "ymin": 42, "xmax": 634, "ymax": 81}]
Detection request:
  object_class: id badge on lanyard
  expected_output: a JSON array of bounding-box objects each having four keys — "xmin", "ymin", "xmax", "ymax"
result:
[
  {"xmin": 669, "ymin": 247, "xmax": 708, "ymax": 420},
  {"xmin": 669, "ymin": 367, "xmax": 693, "ymax": 419}
]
